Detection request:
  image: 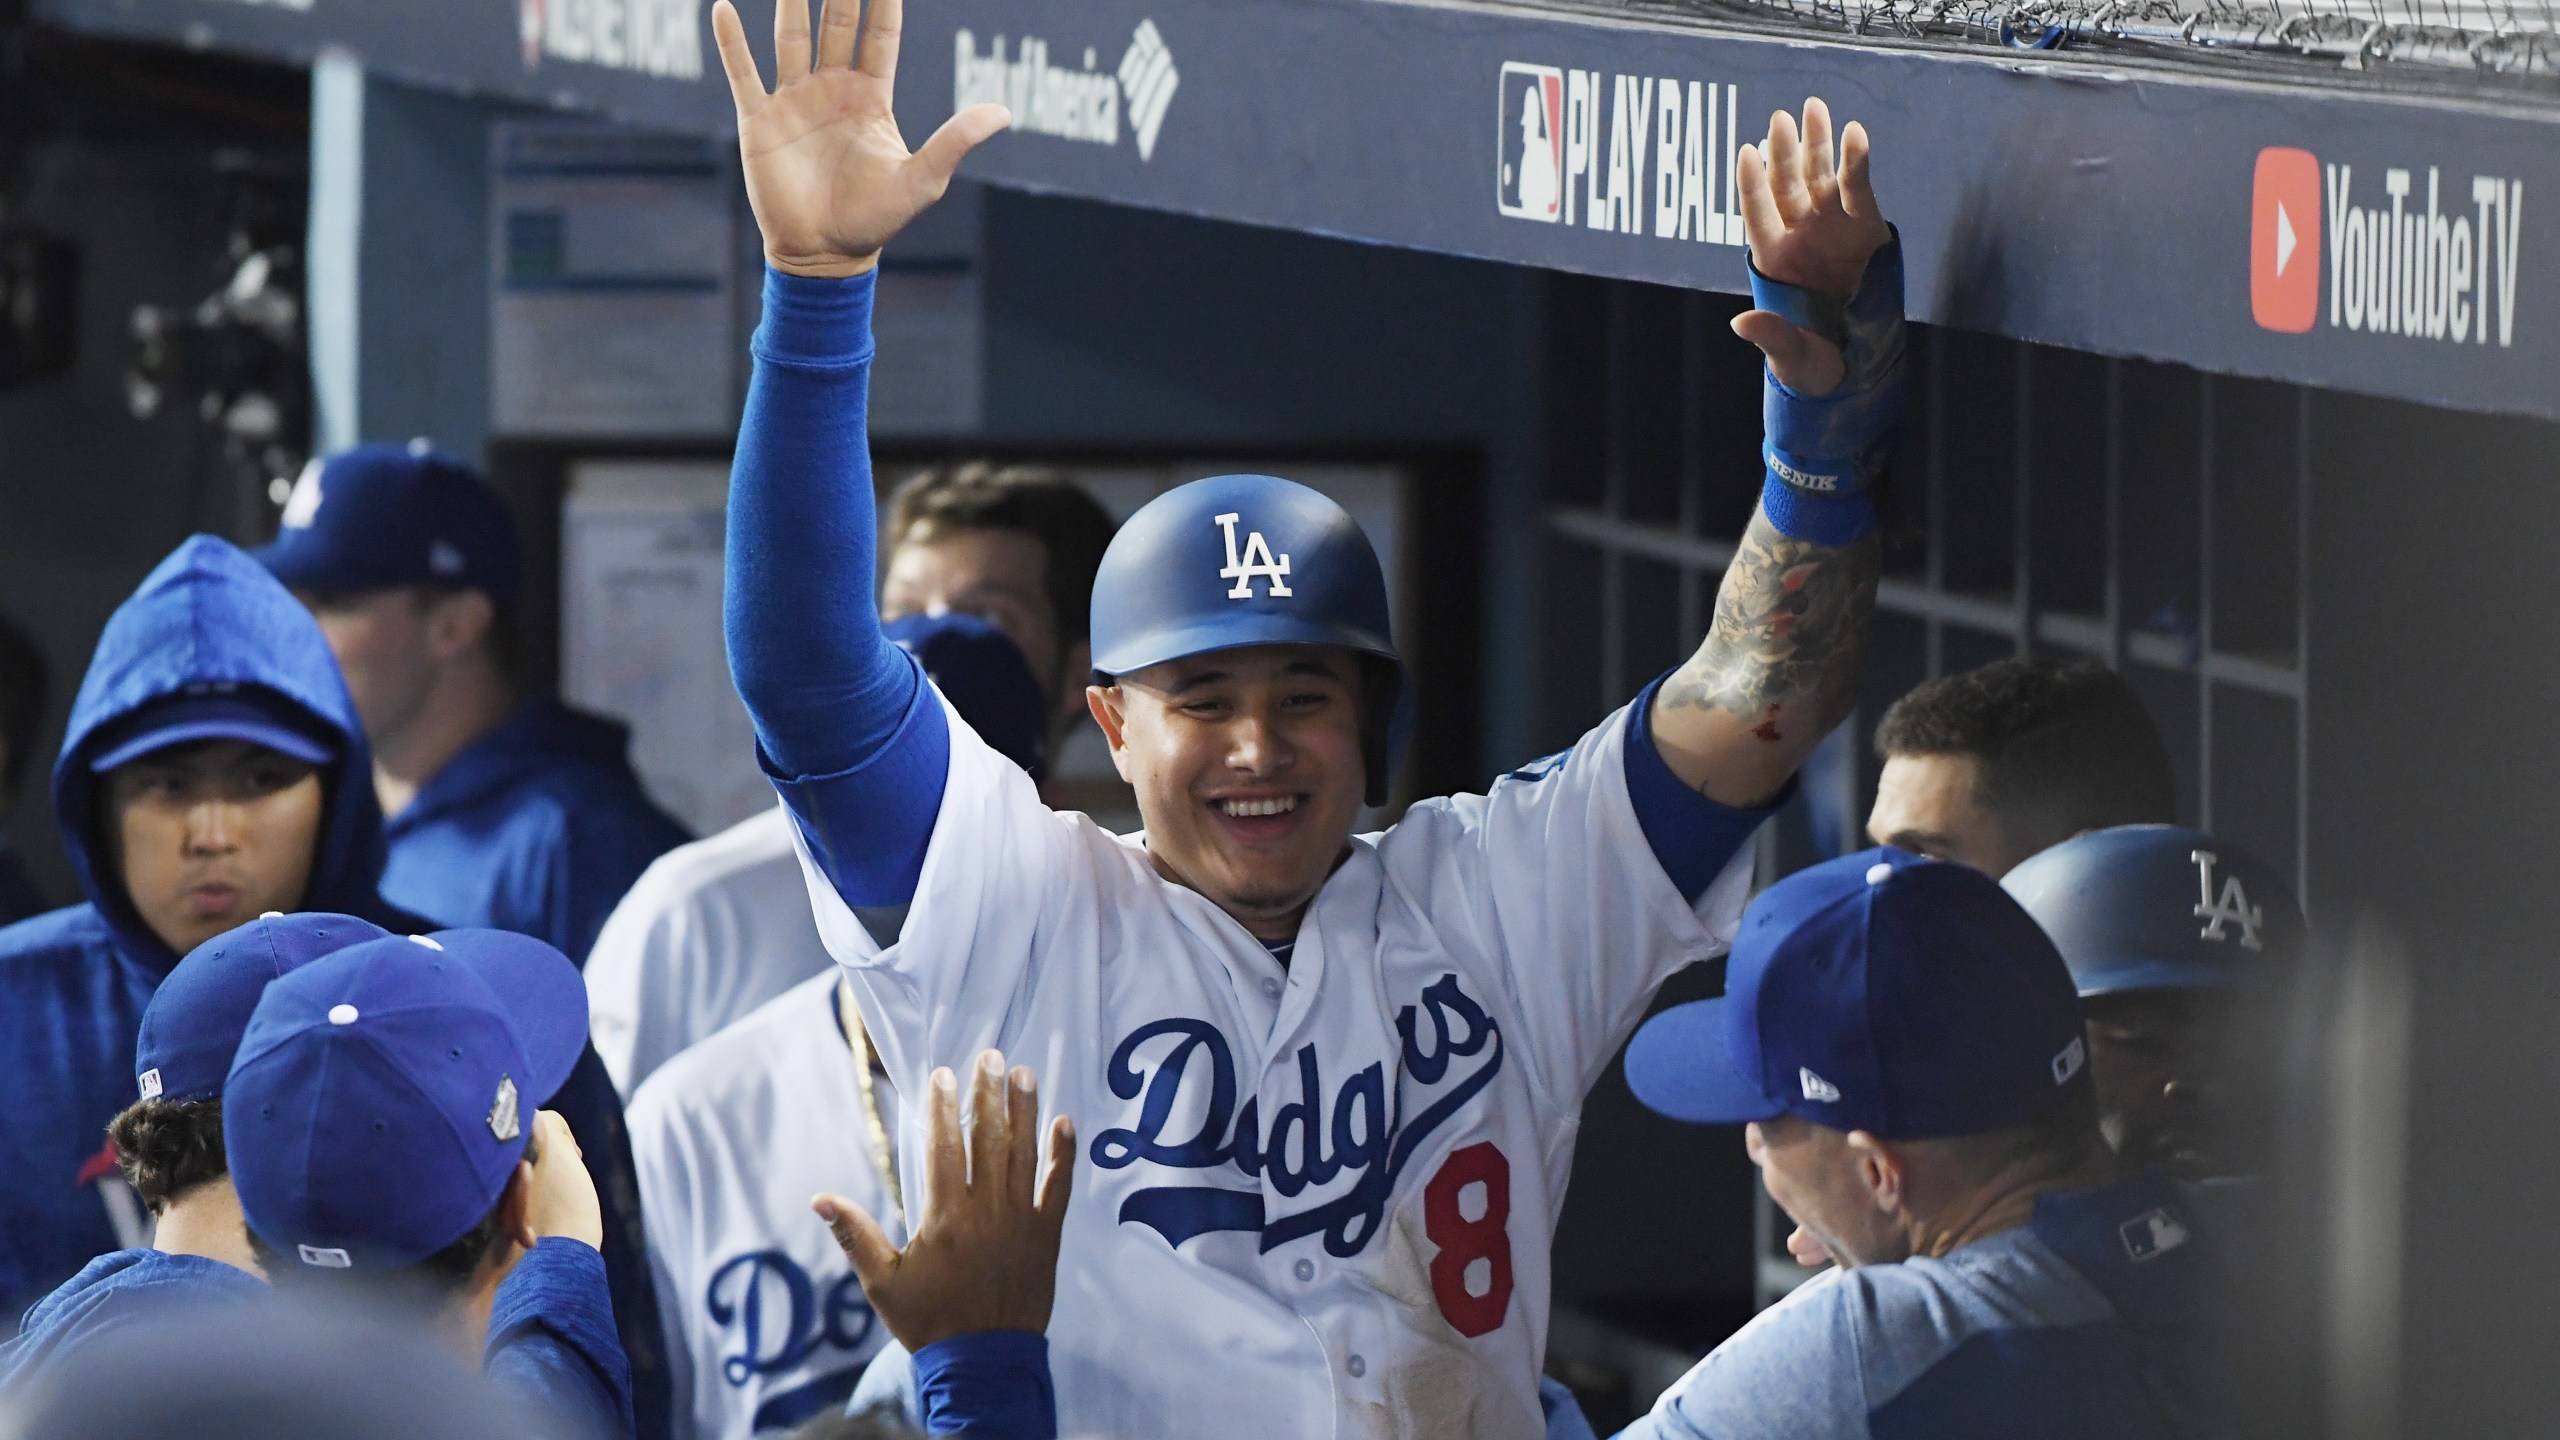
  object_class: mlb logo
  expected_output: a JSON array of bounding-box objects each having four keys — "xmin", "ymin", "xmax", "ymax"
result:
[
  {"xmin": 1497, "ymin": 63, "xmax": 1564, "ymax": 223},
  {"xmin": 2118, "ymin": 1206, "xmax": 2192, "ymax": 1264}
]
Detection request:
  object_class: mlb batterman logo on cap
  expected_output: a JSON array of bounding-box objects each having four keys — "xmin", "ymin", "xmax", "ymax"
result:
[
  {"xmin": 135, "ymin": 911, "xmax": 394, "ymax": 1105},
  {"xmin": 1625, "ymin": 848, "xmax": 2092, "ymax": 1138},
  {"xmin": 223, "ymin": 927, "xmax": 589, "ymax": 1271},
  {"xmin": 251, "ymin": 441, "xmax": 522, "ymax": 602}
]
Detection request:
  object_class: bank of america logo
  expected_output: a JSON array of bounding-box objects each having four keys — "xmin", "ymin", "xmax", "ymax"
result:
[
  {"xmin": 1497, "ymin": 62, "xmax": 1564, "ymax": 222},
  {"xmin": 1119, "ymin": 21, "xmax": 1179, "ymax": 162}
]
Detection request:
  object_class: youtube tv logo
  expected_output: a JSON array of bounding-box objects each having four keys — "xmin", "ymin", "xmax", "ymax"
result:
[
  {"xmin": 2252, "ymin": 147, "xmax": 2320, "ymax": 333},
  {"xmin": 2251, "ymin": 143, "xmax": 2526, "ymax": 348}
]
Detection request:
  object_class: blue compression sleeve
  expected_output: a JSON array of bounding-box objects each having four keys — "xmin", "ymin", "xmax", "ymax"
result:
[
  {"xmin": 727, "ymin": 267, "xmax": 949, "ymax": 904},
  {"xmin": 912, "ymin": 1331, "xmax": 1057, "ymax": 1440},
  {"xmin": 486, "ymin": 1238, "xmax": 635, "ymax": 1440},
  {"xmin": 1624, "ymin": 672, "xmax": 1790, "ymax": 903}
]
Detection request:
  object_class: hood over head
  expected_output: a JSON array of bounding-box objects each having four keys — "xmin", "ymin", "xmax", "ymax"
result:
[{"xmin": 51, "ymin": 536, "xmax": 394, "ymax": 973}]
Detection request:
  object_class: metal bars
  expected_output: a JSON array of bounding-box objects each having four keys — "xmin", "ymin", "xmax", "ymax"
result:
[{"xmin": 1536, "ymin": 277, "xmax": 2313, "ymax": 1313}]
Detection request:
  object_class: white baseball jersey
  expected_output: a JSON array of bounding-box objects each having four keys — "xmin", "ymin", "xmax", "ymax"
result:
[
  {"xmin": 589, "ymin": 806, "xmax": 834, "ymax": 1097},
  {"xmin": 792, "ymin": 691, "xmax": 1754, "ymax": 1440},
  {"xmin": 627, "ymin": 970, "xmax": 904, "ymax": 1440}
]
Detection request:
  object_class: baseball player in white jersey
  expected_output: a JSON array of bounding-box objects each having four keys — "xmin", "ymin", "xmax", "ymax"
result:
[
  {"xmin": 628, "ymin": 611, "xmax": 1068, "ymax": 1439},
  {"xmin": 629, "ymin": 969, "xmax": 905, "ymax": 1440},
  {"xmin": 590, "ymin": 806, "xmax": 824, "ymax": 1097},
  {"xmin": 589, "ymin": 468, "xmax": 1114, "ymax": 1099},
  {"xmin": 712, "ymin": 2, "xmax": 1901, "ymax": 1434}
]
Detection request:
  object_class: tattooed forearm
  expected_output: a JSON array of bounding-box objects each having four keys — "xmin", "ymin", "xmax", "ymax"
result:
[{"xmin": 1661, "ymin": 512, "xmax": 1880, "ymax": 743}]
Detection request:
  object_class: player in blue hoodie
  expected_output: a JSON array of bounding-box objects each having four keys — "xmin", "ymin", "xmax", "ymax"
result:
[
  {"xmin": 0, "ymin": 911, "xmax": 388, "ymax": 1387},
  {"xmin": 0, "ymin": 537, "xmax": 428, "ymax": 1327}
]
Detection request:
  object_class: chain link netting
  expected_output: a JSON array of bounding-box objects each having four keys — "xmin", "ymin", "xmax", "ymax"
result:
[{"xmin": 1647, "ymin": 0, "xmax": 2560, "ymax": 89}]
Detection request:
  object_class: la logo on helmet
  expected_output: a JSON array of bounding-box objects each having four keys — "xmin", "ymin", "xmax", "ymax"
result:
[
  {"xmin": 1213, "ymin": 512, "xmax": 1294, "ymax": 600},
  {"xmin": 2190, "ymin": 849, "xmax": 2264, "ymax": 950}
]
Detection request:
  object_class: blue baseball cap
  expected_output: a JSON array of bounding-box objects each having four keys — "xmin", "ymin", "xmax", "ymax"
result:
[
  {"xmin": 887, "ymin": 612, "xmax": 1052, "ymax": 782},
  {"xmin": 2002, "ymin": 824, "xmax": 2304, "ymax": 997},
  {"xmin": 252, "ymin": 441, "xmax": 522, "ymax": 602},
  {"xmin": 86, "ymin": 684, "xmax": 337, "ymax": 774},
  {"xmin": 224, "ymin": 928, "xmax": 587, "ymax": 1271},
  {"xmin": 1627, "ymin": 848, "xmax": 2092, "ymax": 1139},
  {"xmin": 135, "ymin": 911, "xmax": 394, "ymax": 1105}
]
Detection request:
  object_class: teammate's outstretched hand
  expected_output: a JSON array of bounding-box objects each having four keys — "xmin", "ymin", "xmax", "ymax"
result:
[
  {"xmin": 1731, "ymin": 97, "xmax": 1892, "ymax": 396},
  {"xmin": 711, "ymin": 0, "xmax": 1011, "ymax": 278},
  {"xmin": 815, "ymin": 1049, "xmax": 1075, "ymax": 1351}
]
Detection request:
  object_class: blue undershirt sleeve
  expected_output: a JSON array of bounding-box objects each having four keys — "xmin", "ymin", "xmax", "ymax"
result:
[
  {"xmin": 1623, "ymin": 671, "xmax": 1792, "ymax": 903},
  {"xmin": 725, "ymin": 267, "xmax": 950, "ymax": 906},
  {"xmin": 911, "ymin": 1330, "xmax": 1057, "ymax": 1440},
  {"xmin": 485, "ymin": 1237, "xmax": 635, "ymax": 1440}
]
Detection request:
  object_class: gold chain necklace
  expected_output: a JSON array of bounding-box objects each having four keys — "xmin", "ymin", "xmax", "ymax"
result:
[{"xmin": 835, "ymin": 973, "xmax": 907, "ymax": 1233}]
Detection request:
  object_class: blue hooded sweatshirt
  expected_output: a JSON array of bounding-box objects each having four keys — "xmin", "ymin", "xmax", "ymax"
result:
[
  {"xmin": 378, "ymin": 696, "xmax": 689, "ymax": 966},
  {"xmin": 0, "ymin": 537, "xmax": 425, "ymax": 1326}
]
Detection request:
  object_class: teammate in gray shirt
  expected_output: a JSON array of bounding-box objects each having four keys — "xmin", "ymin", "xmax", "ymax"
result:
[{"xmin": 1616, "ymin": 848, "xmax": 2216, "ymax": 1440}]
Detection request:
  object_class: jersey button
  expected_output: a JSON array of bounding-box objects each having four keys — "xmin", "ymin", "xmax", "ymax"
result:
[
  {"xmin": 1347, "ymin": 1355, "xmax": 1367, "ymax": 1379},
  {"xmin": 1294, "ymin": 1258, "xmax": 1314, "ymax": 1282},
  {"xmin": 1260, "ymin": 977, "xmax": 1282, "ymax": 999}
]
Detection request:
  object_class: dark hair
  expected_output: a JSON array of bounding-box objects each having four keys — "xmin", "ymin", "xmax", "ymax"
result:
[
  {"xmin": 250, "ymin": 1115, "xmax": 524, "ymax": 1303},
  {"xmin": 1873, "ymin": 658, "xmax": 2175, "ymax": 852},
  {"xmin": 884, "ymin": 464, "xmax": 1117, "ymax": 646},
  {"xmin": 0, "ymin": 608, "xmax": 48, "ymax": 799},
  {"xmin": 108, "ymin": 1097, "xmax": 229, "ymax": 1213}
]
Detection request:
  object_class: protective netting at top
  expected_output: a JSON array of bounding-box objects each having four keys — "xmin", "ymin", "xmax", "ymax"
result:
[{"xmin": 1651, "ymin": 0, "xmax": 2560, "ymax": 87}]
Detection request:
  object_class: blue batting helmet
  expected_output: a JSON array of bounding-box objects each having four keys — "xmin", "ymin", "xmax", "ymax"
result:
[
  {"xmin": 2001, "ymin": 824, "xmax": 2305, "ymax": 997},
  {"xmin": 1089, "ymin": 474, "xmax": 1408, "ymax": 805}
]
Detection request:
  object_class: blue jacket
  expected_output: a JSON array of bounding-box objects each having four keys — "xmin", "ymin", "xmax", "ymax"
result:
[
  {"xmin": 0, "ymin": 1248, "xmax": 264, "ymax": 1388},
  {"xmin": 0, "ymin": 537, "xmax": 424, "ymax": 1328},
  {"xmin": 379, "ymin": 696, "xmax": 689, "ymax": 966}
]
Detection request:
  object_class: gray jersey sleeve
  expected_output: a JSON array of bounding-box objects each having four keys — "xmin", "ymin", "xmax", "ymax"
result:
[{"xmin": 1618, "ymin": 1273, "xmax": 1870, "ymax": 1440}]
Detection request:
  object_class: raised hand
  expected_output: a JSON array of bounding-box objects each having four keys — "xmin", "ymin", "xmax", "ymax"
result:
[
  {"xmin": 814, "ymin": 1049, "xmax": 1075, "ymax": 1351},
  {"xmin": 1731, "ymin": 97, "xmax": 1892, "ymax": 396},
  {"xmin": 711, "ymin": 0, "xmax": 1011, "ymax": 278}
]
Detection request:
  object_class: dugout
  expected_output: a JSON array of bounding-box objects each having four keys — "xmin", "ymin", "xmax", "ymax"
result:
[{"xmin": 2, "ymin": 0, "xmax": 2556, "ymax": 1433}]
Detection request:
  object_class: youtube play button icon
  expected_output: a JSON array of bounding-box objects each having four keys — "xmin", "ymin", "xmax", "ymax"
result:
[{"xmin": 2251, "ymin": 147, "xmax": 2320, "ymax": 333}]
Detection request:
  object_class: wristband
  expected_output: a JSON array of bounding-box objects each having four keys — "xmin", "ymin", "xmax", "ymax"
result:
[{"xmin": 1752, "ymin": 231, "xmax": 1907, "ymax": 545}]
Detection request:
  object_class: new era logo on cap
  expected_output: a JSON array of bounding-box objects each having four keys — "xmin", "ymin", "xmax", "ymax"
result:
[
  {"xmin": 2252, "ymin": 147, "xmax": 2320, "ymax": 333},
  {"xmin": 1799, "ymin": 1067, "xmax": 1841, "ymax": 1103},
  {"xmin": 298, "ymin": 1244, "xmax": 353, "ymax": 1268}
]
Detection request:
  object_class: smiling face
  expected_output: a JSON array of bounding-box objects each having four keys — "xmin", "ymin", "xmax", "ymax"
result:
[
  {"xmin": 2083, "ymin": 988, "xmax": 2234, "ymax": 1179},
  {"xmin": 104, "ymin": 738, "xmax": 324, "ymax": 955},
  {"xmin": 1088, "ymin": 644, "xmax": 1368, "ymax": 939},
  {"xmin": 1746, "ymin": 1115, "xmax": 1908, "ymax": 1269}
]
